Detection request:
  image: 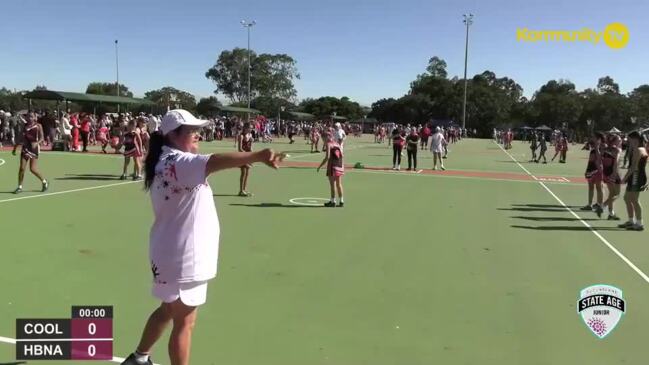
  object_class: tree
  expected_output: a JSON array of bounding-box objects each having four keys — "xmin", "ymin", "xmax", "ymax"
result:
[
  {"xmin": 629, "ymin": 85, "xmax": 649, "ymax": 126},
  {"xmin": 252, "ymin": 54, "xmax": 300, "ymax": 100},
  {"xmin": 205, "ymin": 48, "xmax": 300, "ymax": 103},
  {"xmin": 144, "ymin": 87, "xmax": 197, "ymax": 111},
  {"xmin": 251, "ymin": 96, "xmax": 295, "ymax": 118},
  {"xmin": 426, "ymin": 56, "xmax": 448, "ymax": 78},
  {"xmin": 531, "ymin": 80, "xmax": 582, "ymax": 130},
  {"xmin": 195, "ymin": 96, "xmax": 222, "ymax": 117},
  {"xmin": 86, "ymin": 82, "xmax": 133, "ymax": 97},
  {"xmin": 299, "ymin": 96, "xmax": 365, "ymax": 120},
  {"xmin": 597, "ymin": 76, "xmax": 620, "ymax": 94}
]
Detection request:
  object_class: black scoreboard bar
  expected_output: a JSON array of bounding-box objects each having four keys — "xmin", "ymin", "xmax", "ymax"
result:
[{"xmin": 16, "ymin": 306, "xmax": 113, "ymax": 361}]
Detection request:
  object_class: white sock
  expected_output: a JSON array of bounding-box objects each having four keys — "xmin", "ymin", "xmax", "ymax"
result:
[
  {"xmin": 42, "ymin": 180, "xmax": 47, "ymax": 184},
  {"xmin": 18, "ymin": 185, "xmax": 22, "ymax": 189},
  {"xmin": 637, "ymin": 219, "xmax": 643, "ymax": 226},
  {"xmin": 330, "ymin": 198, "xmax": 335, "ymax": 203},
  {"xmin": 134, "ymin": 350, "xmax": 149, "ymax": 363},
  {"xmin": 339, "ymin": 197, "xmax": 344, "ymax": 203}
]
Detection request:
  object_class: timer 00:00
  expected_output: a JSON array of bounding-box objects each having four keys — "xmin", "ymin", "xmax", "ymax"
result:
[{"xmin": 78, "ymin": 309, "xmax": 106, "ymax": 318}]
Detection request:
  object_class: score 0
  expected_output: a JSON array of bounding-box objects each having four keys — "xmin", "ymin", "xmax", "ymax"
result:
[{"xmin": 70, "ymin": 306, "xmax": 113, "ymax": 361}]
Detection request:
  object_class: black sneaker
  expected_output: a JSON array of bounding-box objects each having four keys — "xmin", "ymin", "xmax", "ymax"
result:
[
  {"xmin": 618, "ymin": 221, "xmax": 634, "ymax": 229},
  {"xmin": 337, "ymin": 202, "xmax": 344, "ymax": 208},
  {"xmin": 120, "ymin": 174, "xmax": 127, "ymax": 180},
  {"xmin": 42, "ymin": 180, "xmax": 49, "ymax": 192},
  {"xmin": 627, "ymin": 224, "xmax": 645, "ymax": 231},
  {"xmin": 120, "ymin": 353, "xmax": 153, "ymax": 365},
  {"xmin": 594, "ymin": 204, "xmax": 603, "ymax": 218},
  {"xmin": 13, "ymin": 187, "xmax": 22, "ymax": 194},
  {"xmin": 324, "ymin": 201, "xmax": 336, "ymax": 207},
  {"xmin": 607, "ymin": 214, "xmax": 621, "ymax": 221}
]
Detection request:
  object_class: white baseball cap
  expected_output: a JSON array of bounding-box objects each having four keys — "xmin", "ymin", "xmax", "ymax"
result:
[{"xmin": 161, "ymin": 109, "xmax": 209, "ymax": 135}]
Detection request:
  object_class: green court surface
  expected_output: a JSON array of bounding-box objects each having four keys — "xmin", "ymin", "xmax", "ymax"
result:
[{"xmin": 1, "ymin": 136, "xmax": 648, "ymax": 365}]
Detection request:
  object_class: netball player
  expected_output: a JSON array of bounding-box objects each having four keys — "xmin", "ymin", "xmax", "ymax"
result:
[
  {"xmin": 537, "ymin": 133, "xmax": 548, "ymax": 163},
  {"xmin": 581, "ymin": 133, "xmax": 605, "ymax": 217},
  {"xmin": 602, "ymin": 134, "xmax": 622, "ymax": 220},
  {"xmin": 391, "ymin": 128, "xmax": 405, "ymax": 170},
  {"xmin": 237, "ymin": 123, "xmax": 254, "ymax": 196},
  {"xmin": 310, "ymin": 124, "xmax": 321, "ymax": 153},
  {"xmin": 121, "ymin": 120, "xmax": 143, "ymax": 180},
  {"xmin": 11, "ymin": 112, "xmax": 48, "ymax": 194},
  {"xmin": 430, "ymin": 127, "xmax": 446, "ymax": 170},
  {"xmin": 618, "ymin": 131, "xmax": 648, "ymax": 231},
  {"xmin": 406, "ymin": 128, "xmax": 420, "ymax": 171},
  {"xmin": 317, "ymin": 137, "xmax": 344, "ymax": 207},
  {"xmin": 119, "ymin": 110, "xmax": 283, "ymax": 365},
  {"xmin": 97, "ymin": 122, "xmax": 110, "ymax": 154}
]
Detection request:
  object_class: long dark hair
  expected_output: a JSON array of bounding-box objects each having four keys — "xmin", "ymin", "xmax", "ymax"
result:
[{"xmin": 144, "ymin": 131, "xmax": 167, "ymax": 191}]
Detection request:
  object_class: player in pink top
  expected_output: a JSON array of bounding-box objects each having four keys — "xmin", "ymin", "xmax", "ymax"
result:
[{"xmin": 317, "ymin": 139, "xmax": 345, "ymax": 207}]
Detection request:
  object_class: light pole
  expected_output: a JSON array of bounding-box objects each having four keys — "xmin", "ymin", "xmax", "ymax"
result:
[
  {"xmin": 114, "ymin": 39, "xmax": 121, "ymax": 113},
  {"xmin": 462, "ymin": 14, "xmax": 473, "ymax": 131},
  {"xmin": 241, "ymin": 20, "xmax": 256, "ymax": 122}
]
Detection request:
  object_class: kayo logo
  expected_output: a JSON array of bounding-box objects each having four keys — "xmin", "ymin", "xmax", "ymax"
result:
[{"xmin": 517, "ymin": 23, "xmax": 629, "ymax": 49}]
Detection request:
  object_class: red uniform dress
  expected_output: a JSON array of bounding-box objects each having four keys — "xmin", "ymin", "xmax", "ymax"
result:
[
  {"xmin": 326, "ymin": 142, "xmax": 344, "ymax": 177},
  {"xmin": 585, "ymin": 148, "xmax": 603, "ymax": 183},
  {"xmin": 97, "ymin": 126, "xmax": 109, "ymax": 144},
  {"xmin": 602, "ymin": 148, "xmax": 621, "ymax": 184},
  {"xmin": 21, "ymin": 123, "xmax": 40, "ymax": 160},
  {"xmin": 123, "ymin": 131, "xmax": 142, "ymax": 157},
  {"xmin": 310, "ymin": 128, "xmax": 320, "ymax": 144},
  {"xmin": 70, "ymin": 115, "xmax": 80, "ymax": 150},
  {"xmin": 240, "ymin": 132, "xmax": 253, "ymax": 168}
]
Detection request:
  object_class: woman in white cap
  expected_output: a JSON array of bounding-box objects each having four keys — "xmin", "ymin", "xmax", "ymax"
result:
[
  {"xmin": 430, "ymin": 126, "xmax": 446, "ymax": 170},
  {"xmin": 120, "ymin": 109, "xmax": 285, "ymax": 365}
]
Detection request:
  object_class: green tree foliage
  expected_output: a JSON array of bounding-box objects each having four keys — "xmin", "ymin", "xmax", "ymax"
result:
[
  {"xmin": 299, "ymin": 96, "xmax": 365, "ymax": 120},
  {"xmin": 251, "ymin": 96, "xmax": 295, "ymax": 118},
  {"xmin": 205, "ymin": 48, "xmax": 299, "ymax": 103},
  {"xmin": 195, "ymin": 96, "xmax": 222, "ymax": 117},
  {"xmin": 86, "ymin": 82, "xmax": 133, "ymax": 97},
  {"xmin": 144, "ymin": 87, "xmax": 197, "ymax": 111}
]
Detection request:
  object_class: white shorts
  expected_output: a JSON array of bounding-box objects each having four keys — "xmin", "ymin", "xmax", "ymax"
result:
[{"xmin": 152, "ymin": 281, "xmax": 208, "ymax": 307}]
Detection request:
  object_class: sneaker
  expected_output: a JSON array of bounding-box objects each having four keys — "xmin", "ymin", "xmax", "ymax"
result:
[
  {"xmin": 607, "ymin": 214, "xmax": 621, "ymax": 221},
  {"xmin": 132, "ymin": 175, "xmax": 142, "ymax": 181},
  {"xmin": 618, "ymin": 221, "xmax": 634, "ymax": 229},
  {"xmin": 627, "ymin": 224, "xmax": 645, "ymax": 231},
  {"xmin": 120, "ymin": 174, "xmax": 127, "ymax": 180},
  {"xmin": 542, "ymin": 161, "xmax": 547, "ymax": 164},
  {"xmin": 120, "ymin": 353, "xmax": 153, "ymax": 365},
  {"xmin": 580, "ymin": 205, "xmax": 593, "ymax": 211},
  {"xmin": 406, "ymin": 168, "xmax": 412, "ymax": 171},
  {"xmin": 324, "ymin": 201, "xmax": 336, "ymax": 207},
  {"xmin": 42, "ymin": 180, "xmax": 49, "ymax": 192},
  {"xmin": 238, "ymin": 191, "xmax": 252, "ymax": 197},
  {"xmin": 440, "ymin": 166, "xmax": 446, "ymax": 171},
  {"xmin": 594, "ymin": 204, "xmax": 603, "ymax": 218},
  {"xmin": 443, "ymin": 156, "xmax": 448, "ymax": 159},
  {"xmin": 13, "ymin": 187, "xmax": 22, "ymax": 194},
  {"xmin": 337, "ymin": 202, "xmax": 344, "ymax": 208},
  {"xmin": 396, "ymin": 166, "xmax": 400, "ymax": 171}
]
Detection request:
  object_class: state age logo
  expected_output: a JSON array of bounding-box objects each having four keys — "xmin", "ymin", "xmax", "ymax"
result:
[{"xmin": 578, "ymin": 284, "xmax": 626, "ymax": 338}]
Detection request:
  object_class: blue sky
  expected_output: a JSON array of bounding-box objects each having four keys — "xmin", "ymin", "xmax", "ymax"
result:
[{"xmin": 1, "ymin": 0, "xmax": 647, "ymax": 106}]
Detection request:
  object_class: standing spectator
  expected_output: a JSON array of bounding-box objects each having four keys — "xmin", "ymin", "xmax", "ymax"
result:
[
  {"xmin": 59, "ymin": 112, "xmax": 72, "ymax": 150},
  {"xmin": 406, "ymin": 128, "xmax": 420, "ymax": 171},
  {"xmin": 70, "ymin": 113, "xmax": 80, "ymax": 151},
  {"xmin": 430, "ymin": 127, "xmax": 446, "ymax": 170},
  {"xmin": 80, "ymin": 113, "xmax": 91, "ymax": 152},
  {"xmin": 391, "ymin": 128, "xmax": 405, "ymax": 171}
]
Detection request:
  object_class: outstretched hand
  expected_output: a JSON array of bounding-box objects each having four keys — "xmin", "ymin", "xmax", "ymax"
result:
[{"xmin": 259, "ymin": 149, "xmax": 287, "ymax": 169}]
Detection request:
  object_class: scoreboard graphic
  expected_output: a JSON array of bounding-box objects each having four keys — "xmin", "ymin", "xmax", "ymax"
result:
[{"xmin": 16, "ymin": 306, "xmax": 113, "ymax": 361}]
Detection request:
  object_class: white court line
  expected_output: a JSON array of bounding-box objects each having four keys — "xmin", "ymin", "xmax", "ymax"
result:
[
  {"xmin": 494, "ymin": 141, "xmax": 649, "ymax": 284},
  {"xmin": 0, "ymin": 336, "xmax": 162, "ymax": 364},
  {"xmin": 0, "ymin": 181, "xmax": 139, "ymax": 204},
  {"xmin": 0, "ymin": 158, "xmax": 5, "ymax": 166}
]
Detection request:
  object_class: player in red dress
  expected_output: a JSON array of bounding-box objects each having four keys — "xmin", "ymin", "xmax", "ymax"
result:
[
  {"xmin": 137, "ymin": 117, "xmax": 151, "ymax": 155},
  {"xmin": 601, "ymin": 134, "xmax": 622, "ymax": 220},
  {"xmin": 97, "ymin": 122, "xmax": 110, "ymax": 153},
  {"xmin": 237, "ymin": 123, "xmax": 254, "ymax": 196},
  {"xmin": 318, "ymin": 139, "xmax": 345, "ymax": 207},
  {"xmin": 121, "ymin": 120, "xmax": 143, "ymax": 180},
  {"xmin": 581, "ymin": 133, "xmax": 605, "ymax": 217},
  {"xmin": 12, "ymin": 112, "xmax": 48, "ymax": 193},
  {"xmin": 310, "ymin": 125, "xmax": 321, "ymax": 153}
]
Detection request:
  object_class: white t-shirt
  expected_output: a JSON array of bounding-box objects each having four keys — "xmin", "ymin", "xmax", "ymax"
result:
[
  {"xmin": 430, "ymin": 133, "xmax": 445, "ymax": 153},
  {"xmin": 149, "ymin": 146, "xmax": 220, "ymax": 284}
]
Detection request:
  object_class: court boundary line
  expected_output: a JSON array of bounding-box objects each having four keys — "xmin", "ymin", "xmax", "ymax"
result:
[
  {"xmin": 0, "ymin": 335, "xmax": 161, "ymax": 364},
  {"xmin": 495, "ymin": 141, "xmax": 649, "ymax": 284},
  {"xmin": 0, "ymin": 158, "xmax": 5, "ymax": 167},
  {"xmin": 0, "ymin": 181, "xmax": 139, "ymax": 204}
]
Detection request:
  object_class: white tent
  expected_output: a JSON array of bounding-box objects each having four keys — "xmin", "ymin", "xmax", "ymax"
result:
[{"xmin": 609, "ymin": 127, "xmax": 622, "ymax": 134}]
